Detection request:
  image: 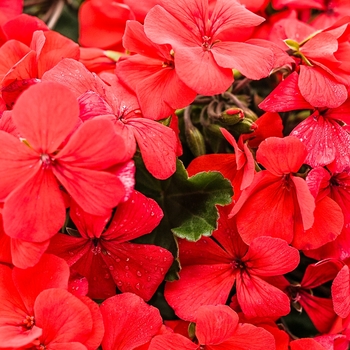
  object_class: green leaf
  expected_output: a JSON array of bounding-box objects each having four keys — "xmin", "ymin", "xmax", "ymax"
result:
[{"xmin": 135, "ymin": 155, "xmax": 233, "ymax": 242}]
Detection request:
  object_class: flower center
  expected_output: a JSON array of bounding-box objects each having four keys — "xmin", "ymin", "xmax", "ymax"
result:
[
  {"xmin": 40, "ymin": 154, "xmax": 52, "ymax": 169},
  {"xmin": 231, "ymin": 259, "xmax": 246, "ymax": 271},
  {"xmin": 202, "ymin": 35, "xmax": 212, "ymax": 50},
  {"xmin": 23, "ymin": 315, "xmax": 35, "ymax": 329}
]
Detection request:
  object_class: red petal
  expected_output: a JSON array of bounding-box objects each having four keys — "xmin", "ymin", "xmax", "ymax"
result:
[
  {"xmin": 144, "ymin": 4, "xmax": 201, "ymax": 49},
  {"xmin": 213, "ymin": 42, "xmax": 274, "ymax": 80},
  {"xmin": 244, "ymin": 236, "xmax": 299, "ymax": 276},
  {"xmin": 100, "ymin": 293, "xmax": 162, "ymax": 350},
  {"xmin": 149, "ymin": 333, "xmax": 198, "ymax": 350},
  {"xmin": 11, "ymin": 82, "xmax": 79, "ymax": 153},
  {"xmin": 78, "ymin": 296, "xmax": 104, "ymax": 350},
  {"xmin": 13, "ymin": 254, "xmax": 69, "ymax": 314},
  {"xmin": 292, "ymin": 195, "xmax": 343, "ymax": 250},
  {"xmin": 129, "ymin": 118, "xmax": 177, "ymax": 179},
  {"xmin": 221, "ymin": 323, "xmax": 276, "ymax": 350},
  {"xmin": 298, "ymin": 65, "xmax": 348, "ymax": 108},
  {"xmin": 195, "ymin": 305, "xmax": 238, "ymax": 344},
  {"xmin": 175, "ymin": 47, "xmax": 234, "ymax": 95},
  {"xmin": 34, "ymin": 288, "xmax": 93, "ymax": 345},
  {"xmin": 11, "ymin": 238, "xmax": 50, "ymax": 269},
  {"xmin": 165, "ymin": 264, "xmax": 235, "ymax": 321},
  {"xmin": 102, "ymin": 242, "xmax": 173, "ymax": 301},
  {"xmin": 259, "ymin": 72, "xmax": 313, "ymax": 112},
  {"xmin": 291, "ymin": 114, "xmax": 350, "ymax": 172},
  {"xmin": 0, "ymin": 325, "xmax": 42, "ymax": 348},
  {"xmin": 301, "ymin": 259, "xmax": 343, "ymax": 289},
  {"xmin": 332, "ymin": 265, "xmax": 350, "ymax": 318},
  {"xmin": 0, "ymin": 130, "xmax": 40, "ymax": 200},
  {"xmin": 256, "ymin": 136, "xmax": 307, "ymax": 175},
  {"xmin": 290, "ymin": 338, "xmax": 327, "ymax": 350},
  {"xmin": 34, "ymin": 30, "xmax": 79, "ymax": 78},
  {"xmin": 232, "ymin": 172, "xmax": 296, "ymax": 244},
  {"xmin": 104, "ymin": 190, "xmax": 163, "ymax": 242},
  {"xmin": 56, "ymin": 117, "xmax": 129, "ymax": 168},
  {"xmin": 3, "ymin": 167, "xmax": 66, "ymax": 242},
  {"xmin": 53, "ymin": 164, "xmax": 126, "ymax": 216},
  {"xmin": 298, "ymin": 292, "xmax": 337, "ymax": 333},
  {"xmin": 236, "ymin": 274, "xmax": 291, "ymax": 318}
]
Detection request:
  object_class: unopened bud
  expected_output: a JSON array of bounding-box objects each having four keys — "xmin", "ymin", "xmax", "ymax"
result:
[
  {"xmin": 231, "ymin": 118, "xmax": 257, "ymax": 134},
  {"xmin": 185, "ymin": 124, "xmax": 206, "ymax": 157},
  {"xmin": 219, "ymin": 108, "xmax": 244, "ymax": 125}
]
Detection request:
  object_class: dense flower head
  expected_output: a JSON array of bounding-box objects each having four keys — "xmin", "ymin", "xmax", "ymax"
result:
[{"xmin": 1, "ymin": 0, "xmax": 350, "ymax": 348}]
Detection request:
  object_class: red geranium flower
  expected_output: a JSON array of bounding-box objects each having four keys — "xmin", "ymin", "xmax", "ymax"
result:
[
  {"xmin": 165, "ymin": 204, "xmax": 299, "ymax": 321},
  {"xmin": 43, "ymin": 58, "xmax": 177, "ymax": 180},
  {"xmin": 0, "ymin": 82, "xmax": 132, "ymax": 246},
  {"xmin": 143, "ymin": 0, "xmax": 274, "ymax": 95},
  {"xmin": 149, "ymin": 305, "xmax": 276, "ymax": 350},
  {"xmin": 0, "ymin": 254, "xmax": 103, "ymax": 349},
  {"xmin": 100, "ymin": 293, "xmax": 163, "ymax": 350},
  {"xmin": 48, "ymin": 190, "xmax": 173, "ymax": 301}
]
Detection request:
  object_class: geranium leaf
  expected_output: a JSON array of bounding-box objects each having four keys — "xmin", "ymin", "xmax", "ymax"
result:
[{"xmin": 135, "ymin": 154, "xmax": 233, "ymax": 242}]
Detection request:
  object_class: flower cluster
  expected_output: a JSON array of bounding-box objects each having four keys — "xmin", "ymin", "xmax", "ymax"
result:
[{"xmin": 1, "ymin": 0, "xmax": 350, "ymax": 349}]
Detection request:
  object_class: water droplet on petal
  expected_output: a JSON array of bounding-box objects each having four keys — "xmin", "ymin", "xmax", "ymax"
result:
[
  {"xmin": 116, "ymin": 258, "xmax": 121, "ymax": 262},
  {"xmin": 104, "ymin": 273, "xmax": 110, "ymax": 279},
  {"xmin": 147, "ymin": 276, "xmax": 151, "ymax": 282},
  {"xmin": 136, "ymin": 271, "xmax": 142, "ymax": 277},
  {"xmin": 117, "ymin": 281, "xmax": 123, "ymax": 286},
  {"xmin": 125, "ymin": 265, "xmax": 130, "ymax": 270},
  {"xmin": 109, "ymin": 266, "xmax": 114, "ymax": 271},
  {"xmin": 135, "ymin": 283, "xmax": 140, "ymax": 290}
]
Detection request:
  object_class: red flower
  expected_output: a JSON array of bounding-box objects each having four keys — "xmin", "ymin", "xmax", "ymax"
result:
[
  {"xmin": 149, "ymin": 305, "xmax": 276, "ymax": 350},
  {"xmin": 43, "ymin": 58, "xmax": 177, "ymax": 180},
  {"xmin": 304, "ymin": 166, "xmax": 350, "ymax": 260},
  {"xmin": 0, "ymin": 254, "xmax": 103, "ymax": 349},
  {"xmin": 291, "ymin": 110, "xmax": 350, "ymax": 172},
  {"xmin": 230, "ymin": 136, "xmax": 317, "ymax": 249},
  {"xmin": 264, "ymin": 17, "xmax": 350, "ymax": 109},
  {"xmin": 164, "ymin": 204, "xmax": 299, "ymax": 321},
  {"xmin": 0, "ymin": 29, "xmax": 79, "ymax": 108},
  {"xmin": 100, "ymin": 293, "xmax": 163, "ymax": 350},
  {"xmin": 143, "ymin": 0, "xmax": 274, "ymax": 95},
  {"xmin": 0, "ymin": 82, "xmax": 132, "ymax": 246},
  {"xmin": 116, "ymin": 20, "xmax": 197, "ymax": 120},
  {"xmin": 48, "ymin": 190, "xmax": 173, "ymax": 301}
]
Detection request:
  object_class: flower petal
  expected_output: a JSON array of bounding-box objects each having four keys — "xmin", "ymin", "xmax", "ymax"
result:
[
  {"xmin": 12, "ymin": 82, "xmax": 79, "ymax": 153},
  {"xmin": 100, "ymin": 293, "xmax": 162, "ymax": 350}
]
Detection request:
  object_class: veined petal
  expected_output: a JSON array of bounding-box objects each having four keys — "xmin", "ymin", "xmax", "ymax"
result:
[
  {"xmin": 102, "ymin": 242, "xmax": 173, "ymax": 301},
  {"xmin": 332, "ymin": 265, "xmax": 350, "ymax": 318},
  {"xmin": 256, "ymin": 136, "xmax": 307, "ymax": 175},
  {"xmin": 0, "ymin": 130, "xmax": 40, "ymax": 200},
  {"xmin": 259, "ymin": 72, "xmax": 314, "ymax": 112},
  {"xmin": 11, "ymin": 238, "xmax": 50, "ymax": 269},
  {"xmin": 195, "ymin": 305, "xmax": 238, "ymax": 344},
  {"xmin": 175, "ymin": 46, "xmax": 234, "ymax": 95},
  {"xmin": 13, "ymin": 254, "xmax": 70, "ymax": 314},
  {"xmin": 100, "ymin": 293, "xmax": 162, "ymax": 350},
  {"xmin": 3, "ymin": 167, "xmax": 66, "ymax": 242},
  {"xmin": 236, "ymin": 274, "xmax": 291, "ymax": 318},
  {"xmin": 53, "ymin": 164, "xmax": 126, "ymax": 216},
  {"xmin": 34, "ymin": 288, "xmax": 93, "ymax": 345},
  {"xmin": 211, "ymin": 0, "xmax": 266, "ymax": 36},
  {"xmin": 298, "ymin": 65, "xmax": 348, "ymax": 108},
  {"xmin": 34, "ymin": 30, "xmax": 79, "ymax": 78},
  {"xmin": 165, "ymin": 264, "xmax": 235, "ymax": 321},
  {"xmin": 291, "ymin": 114, "xmax": 350, "ymax": 172},
  {"xmin": 55, "ymin": 117, "xmax": 130, "ymax": 169},
  {"xmin": 104, "ymin": 190, "xmax": 163, "ymax": 242},
  {"xmin": 244, "ymin": 236, "xmax": 299, "ymax": 276},
  {"xmin": 11, "ymin": 82, "xmax": 79, "ymax": 154},
  {"xmin": 213, "ymin": 42, "xmax": 274, "ymax": 80},
  {"xmin": 144, "ymin": 4, "xmax": 202, "ymax": 48},
  {"xmin": 129, "ymin": 118, "xmax": 177, "ymax": 179}
]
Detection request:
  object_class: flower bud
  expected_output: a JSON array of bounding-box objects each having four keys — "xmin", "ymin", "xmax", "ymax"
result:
[
  {"xmin": 218, "ymin": 108, "xmax": 244, "ymax": 125},
  {"xmin": 185, "ymin": 124, "xmax": 206, "ymax": 157}
]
